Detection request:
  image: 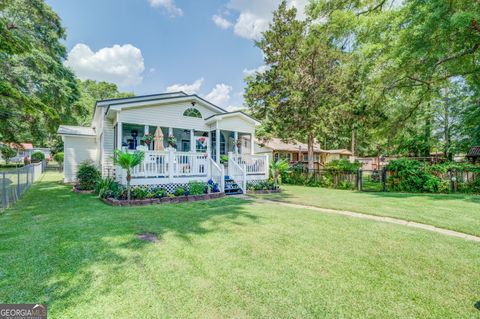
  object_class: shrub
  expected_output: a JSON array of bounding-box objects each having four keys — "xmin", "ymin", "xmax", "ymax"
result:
[
  {"xmin": 30, "ymin": 151, "xmax": 45, "ymax": 162},
  {"xmin": 152, "ymin": 187, "xmax": 167, "ymax": 198},
  {"xmin": 53, "ymin": 152, "xmax": 64, "ymax": 164},
  {"xmin": 76, "ymin": 161, "xmax": 101, "ymax": 190},
  {"xmin": 248, "ymin": 180, "xmax": 276, "ymax": 191},
  {"xmin": 0, "ymin": 145, "xmax": 16, "ymax": 164},
  {"xmin": 95, "ymin": 177, "xmax": 120, "ymax": 199},
  {"xmin": 325, "ymin": 159, "xmax": 361, "ymax": 172},
  {"xmin": 207, "ymin": 179, "xmax": 219, "ymax": 193},
  {"xmin": 174, "ymin": 186, "xmax": 185, "ymax": 196},
  {"xmin": 131, "ymin": 187, "xmax": 149, "ymax": 199},
  {"xmin": 189, "ymin": 181, "xmax": 205, "ymax": 195}
]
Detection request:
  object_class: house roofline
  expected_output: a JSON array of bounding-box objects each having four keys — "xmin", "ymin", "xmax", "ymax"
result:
[{"xmin": 204, "ymin": 111, "xmax": 260, "ymax": 125}]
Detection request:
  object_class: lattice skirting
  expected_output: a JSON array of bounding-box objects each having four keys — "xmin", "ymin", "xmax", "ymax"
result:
[
  {"xmin": 130, "ymin": 182, "xmax": 208, "ymax": 194},
  {"xmin": 246, "ymin": 180, "xmax": 267, "ymax": 186}
]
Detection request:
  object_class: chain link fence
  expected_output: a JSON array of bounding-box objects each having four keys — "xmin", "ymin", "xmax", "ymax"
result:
[{"xmin": 1, "ymin": 161, "xmax": 46, "ymax": 212}]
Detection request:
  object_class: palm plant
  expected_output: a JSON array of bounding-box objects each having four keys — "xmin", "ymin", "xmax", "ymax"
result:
[
  {"xmin": 113, "ymin": 149, "xmax": 144, "ymax": 201},
  {"xmin": 270, "ymin": 159, "xmax": 290, "ymax": 188}
]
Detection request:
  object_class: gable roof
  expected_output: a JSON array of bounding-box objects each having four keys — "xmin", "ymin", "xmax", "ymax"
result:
[
  {"xmin": 57, "ymin": 125, "xmax": 96, "ymax": 137},
  {"xmin": 96, "ymin": 91, "xmax": 228, "ymax": 117},
  {"xmin": 204, "ymin": 111, "xmax": 260, "ymax": 125}
]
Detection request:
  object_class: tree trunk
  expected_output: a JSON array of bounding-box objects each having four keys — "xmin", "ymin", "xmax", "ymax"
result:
[
  {"xmin": 443, "ymin": 91, "xmax": 451, "ymax": 160},
  {"xmin": 127, "ymin": 170, "xmax": 131, "ymax": 202},
  {"xmin": 307, "ymin": 133, "xmax": 314, "ymax": 171},
  {"xmin": 351, "ymin": 124, "xmax": 356, "ymax": 158}
]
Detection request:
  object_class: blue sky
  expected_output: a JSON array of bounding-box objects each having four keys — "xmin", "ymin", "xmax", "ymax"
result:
[{"xmin": 46, "ymin": 0, "xmax": 307, "ymax": 110}]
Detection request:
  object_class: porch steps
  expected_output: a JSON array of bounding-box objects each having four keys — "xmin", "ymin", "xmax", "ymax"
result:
[{"xmin": 224, "ymin": 176, "xmax": 243, "ymax": 195}]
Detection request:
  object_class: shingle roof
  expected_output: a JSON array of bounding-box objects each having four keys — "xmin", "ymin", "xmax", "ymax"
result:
[
  {"xmin": 256, "ymin": 137, "xmax": 353, "ymax": 155},
  {"xmin": 467, "ymin": 146, "xmax": 480, "ymax": 157},
  {"xmin": 57, "ymin": 125, "xmax": 95, "ymax": 136}
]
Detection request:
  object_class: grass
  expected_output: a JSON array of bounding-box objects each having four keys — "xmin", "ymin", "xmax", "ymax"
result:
[
  {"xmin": 253, "ymin": 184, "xmax": 480, "ymax": 236},
  {"xmin": 0, "ymin": 172, "xmax": 479, "ymax": 318}
]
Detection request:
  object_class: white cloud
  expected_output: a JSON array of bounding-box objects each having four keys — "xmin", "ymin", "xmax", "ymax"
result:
[
  {"xmin": 148, "ymin": 0, "xmax": 183, "ymax": 17},
  {"xmin": 166, "ymin": 78, "xmax": 204, "ymax": 94},
  {"xmin": 212, "ymin": 14, "xmax": 233, "ymax": 29},
  {"xmin": 225, "ymin": 0, "xmax": 308, "ymax": 39},
  {"xmin": 205, "ymin": 84, "xmax": 232, "ymax": 108},
  {"xmin": 64, "ymin": 43, "xmax": 145, "ymax": 87},
  {"xmin": 243, "ymin": 65, "xmax": 268, "ymax": 76}
]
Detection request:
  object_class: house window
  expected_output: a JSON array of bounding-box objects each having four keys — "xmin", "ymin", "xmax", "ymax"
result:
[
  {"xmin": 287, "ymin": 153, "xmax": 292, "ymax": 161},
  {"xmin": 183, "ymin": 108, "xmax": 202, "ymax": 118},
  {"xmin": 274, "ymin": 153, "xmax": 279, "ymax": 161}
]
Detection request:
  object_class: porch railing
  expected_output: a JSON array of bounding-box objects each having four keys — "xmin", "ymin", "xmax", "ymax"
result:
[
  {"xmin": 124, "ymin": 149, "xmax": 209, "ymax": 182},
  {"xmin": 229, "ymin": 153, "xmax": 269, "ymax": 178},
  {"xmin": 174, "ymin": 152, "xmax": 208, "ymax": 177}
]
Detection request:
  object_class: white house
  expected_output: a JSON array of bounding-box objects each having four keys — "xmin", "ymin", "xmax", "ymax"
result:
[{"xmin": 57, "ymin": 92, "xmax": 269, "ymax": 194}]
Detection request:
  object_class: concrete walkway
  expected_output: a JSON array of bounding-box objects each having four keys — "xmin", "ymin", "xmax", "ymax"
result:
[{"xmin": 248, "ymin": 197, "xmax": 480, "ymax": 242}]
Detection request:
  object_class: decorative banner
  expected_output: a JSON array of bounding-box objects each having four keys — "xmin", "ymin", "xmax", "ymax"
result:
[{"xmin": 196, "ymin": 136, "xmax": 208, "ymax": 153}]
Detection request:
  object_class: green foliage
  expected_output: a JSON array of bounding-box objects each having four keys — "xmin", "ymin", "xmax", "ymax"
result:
[
  {"xmin": 30, "ymin": 151, "xmax": 45, "ymax": 162},
  {"xmin": 95, "ymin": 177, "xmax": 120, "ymax": 199},
  {"xmin": 53, "ymin": 152, "xmax": 64, "ymax": 164},
  {"xmin": 220, "ymin": 155, "xmax": 228, "ymax": 164},
  {"xmin": 324, "ymin": 159, "xmax": 361, "ymax": 172},
  {"xmin": 0, "ymin": 0, "xmax": 79, "ymax": 145},
  {"xmin": 385, "ymin": 159, "xmax": 480, "ymax": 193},
  {"xmin": 76, "ymin": 161, "xmax": 100, "ymax": 190},
  {"xmin": 113, "ymin": 149, "xmax": 144, "ymax": 201},
  {"xmin": 0, "ymin": 145, "xmax": 16, "ymax": 164},
  {"xmin": 269, "ymin": 159, "xmax": 290, "ymax": 186},
  {"xmin": 174, "ymin": 187, "xmax": 186, "ymax": 197},
  {"xmin": 73, "ymin": 79, "xmax": 134, "ymax": 126},
  {"xmin": 247, "ymin": 180, "xmax": 277, "ymax": 191},
  {"xmin": 188, "ymin": 181, "xmax": 205, "ymax": 195},
  {"xmin": 131, "ymin": 187, "xmax": 149, "ymax": 200},
  {"xmin": 152, "ymin": 188, "xmax": 167, "ymax": 198}
]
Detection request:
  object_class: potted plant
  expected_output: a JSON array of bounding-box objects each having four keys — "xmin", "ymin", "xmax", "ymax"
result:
[
  {"xmin": 141, "ymin": 133, "xmax": 154, "ymax": 150},
  {"xmin": 168, "ymin": 135, "xmax": 177, "ymax": 148}
]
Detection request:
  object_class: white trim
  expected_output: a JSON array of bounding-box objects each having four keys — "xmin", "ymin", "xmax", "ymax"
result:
[{"xmin": 204, "ymin": 112, "xmax": 260, "ymax": 126}]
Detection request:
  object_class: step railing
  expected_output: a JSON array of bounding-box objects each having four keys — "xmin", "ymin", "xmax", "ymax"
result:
[
  {"xmin": 228, "ymin": 156, "xmax": 246, "ymax": 193},
  {"xmin": 209, "ymin": 158, "xmax": 225, "ymax": 192}
]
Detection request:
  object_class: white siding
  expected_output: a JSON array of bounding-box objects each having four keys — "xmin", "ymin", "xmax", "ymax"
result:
[
  {"xmin": 102, "ymin": 119, "xmax": 115, "ymax": 177},
  {"xmin": 119, "ymin": 102, "xmax": 218, "ymax": 131},
  {"xmin": 63, "ymin": 136, "xmax": 97, "ymax": 183},
  {"xmin": 216, "ymin": 116, "xmax": 255, "ymax": 134}
]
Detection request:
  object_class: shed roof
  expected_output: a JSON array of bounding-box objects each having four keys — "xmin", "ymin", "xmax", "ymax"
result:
[
  {"xmin": 255, "ymin": 137, "xmax": 353, "ymax": 155},
  {"xmin": 57, "ymin": 125, "xmax": 95, "ymax": 136}
]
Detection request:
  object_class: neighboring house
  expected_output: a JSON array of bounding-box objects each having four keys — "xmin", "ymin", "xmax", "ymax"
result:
[
  {"xmin": 57, "ymin": 92, "xmax": 269, "ymax": 193},
  {"xmin": 0, "ymin": 143, "xmax": 50, "ymax": 162},
  {"xmin": 253, "ymin": 137, "xmax": 352, "ymax": 170}
]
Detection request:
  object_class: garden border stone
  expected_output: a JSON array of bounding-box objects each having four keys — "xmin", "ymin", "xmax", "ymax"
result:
[{"xmin": 101, "ymin": 192, "xmax": 225, "ymax": 206}]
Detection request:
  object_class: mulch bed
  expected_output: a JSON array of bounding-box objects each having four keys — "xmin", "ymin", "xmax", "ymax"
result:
[
  {"xmin": 246, "ymin": 189, "xmax": 281, "ymax": 194},
  {"xmin": 101, "ymin": 192, "xmax": 225, "ymax": 206},
  {"xmin": 72, "ymin": 186, "xmax": 95, "ymax": 194}
]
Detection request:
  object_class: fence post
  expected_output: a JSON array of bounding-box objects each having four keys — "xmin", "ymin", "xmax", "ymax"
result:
[
  {"xmin": 17, "ymin": 169, "xmax": 21, "ymax": 197},
  {"xmin": 2, "ymin": 172, "xmax": 7, "ymax": 210},
  {"xmin": 382, "ymin": 168, "xmax": 387, "ymax": 192}
]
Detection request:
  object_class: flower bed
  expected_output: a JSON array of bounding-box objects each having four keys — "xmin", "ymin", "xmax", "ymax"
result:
[
  {"xmin": 72, "ymin": 185, "xmax": 95, "ymax": 194},
  {"xmin": 101, "ymin": 192, "xmax": 225, "ymax": 206}
]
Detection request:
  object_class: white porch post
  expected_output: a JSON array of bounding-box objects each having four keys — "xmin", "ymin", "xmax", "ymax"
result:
[
  {"xmin": 234, "ymin": 131, "xmax": 238, "ymax": 155},
  {"xmin": 116, "ymin": 122, "xmax": 123, "ymax": 183},
  {"xmin": 117, "ymin": 122, "xmax": 123, "ymax": 150},
  {"xmin": 190, "ymin": 129, "xmax": 195, "ymax": 152},
  {"xmin": 215, "ymin": 126, "xmax": 220, "ymax": 164},
  {"xmin": 168, "ymin": 147, "xmax": 175, "ymax": 182},
  {"xmin": 250, "ymin": 132, "xmax": 254, "ymax": 155},
  {"xmin": 144, "ymin": 125, "xmax": 149, "ymax": 134},
  {"xmin": 207, "ymin": 131, "xmax": 211, "ymax": 158}
]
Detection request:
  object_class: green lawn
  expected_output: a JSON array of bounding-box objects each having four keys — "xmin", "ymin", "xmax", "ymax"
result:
[
  {"xmin": 253, "ymin": 184, "xmax": 480, "ymax": 237},
  {"xmin": 0, "ymin": 172, "xmax": 479, "ymax": 318}
]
